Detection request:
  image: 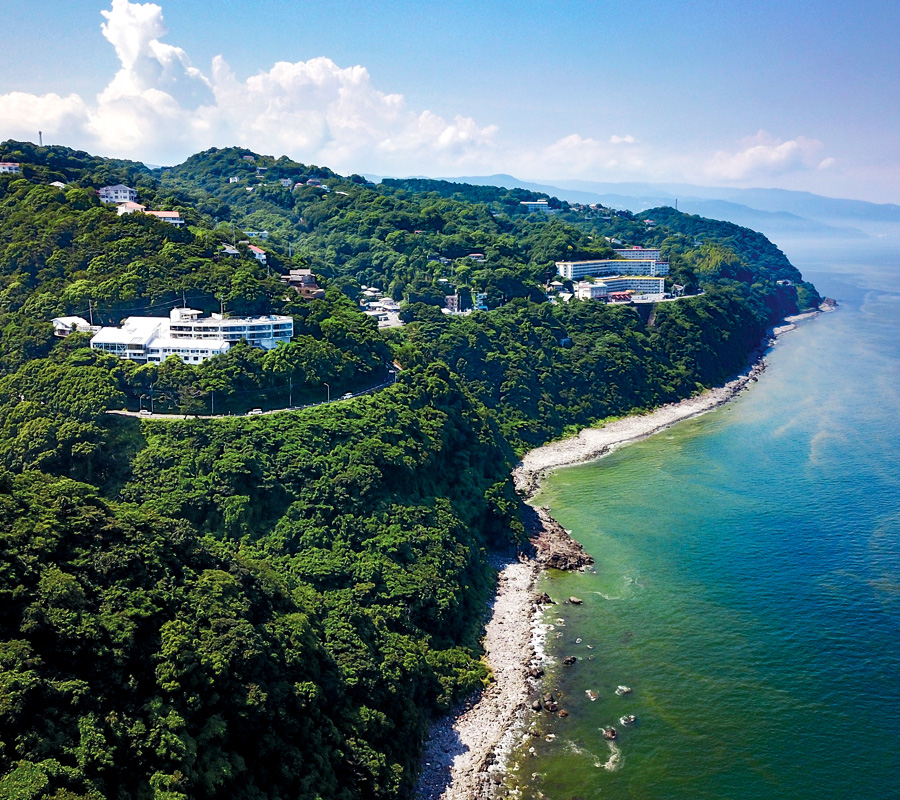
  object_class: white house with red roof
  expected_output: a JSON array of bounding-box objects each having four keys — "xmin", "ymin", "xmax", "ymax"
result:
[
  {"xmin": 0, "ymin": 163, "xmax": 20, "ymax": 174},
  {"xmin": 144, "ymin": 210, "xmax": 185, "ymax": 227}
]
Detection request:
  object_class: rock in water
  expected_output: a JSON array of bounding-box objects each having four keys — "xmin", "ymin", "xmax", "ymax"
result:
[{"xmin": 569, "ymin": 596, "xmax": 583, "ymax": 605}]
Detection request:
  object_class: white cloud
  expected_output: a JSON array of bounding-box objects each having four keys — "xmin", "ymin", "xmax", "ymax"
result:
[
  {"xmin": 0, "ymin": 92, "xmax": 89, "ymax": 141},
  {"xmin": 521, "ymin": 133, "xmax": 647, "ymax": 178},
  {"xmin": 0, "ymin": 0, "xmax": 498, "ymax": 172},
  {"xmin": 0, "ymin": 1, "xmax": 839, "ymax": 190},
  {"xmin": 705, "ymin": 130, "xmax": 830, "ymax": 182}
]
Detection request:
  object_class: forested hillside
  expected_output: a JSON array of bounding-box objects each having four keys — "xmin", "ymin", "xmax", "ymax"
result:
[{"xmin": 0, "ymin": 140, "xmax": 821, "ymax": 799}]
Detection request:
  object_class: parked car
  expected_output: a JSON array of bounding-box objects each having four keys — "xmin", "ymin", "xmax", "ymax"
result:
[{"xmin": 248, "ymin": 408, "xmax": 263, "ymax": 415}]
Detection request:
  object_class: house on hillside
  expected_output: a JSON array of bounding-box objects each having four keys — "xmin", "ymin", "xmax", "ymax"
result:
[
  {"xmin": 144, "ymin": 210, "xmax": 185, "ymax": 227},
  {"xmin": 280, "ymin": 269, "xmax": 325, "ymax": 300},
  {"xmin": 248, "ymin": 245, "xmax": 267, "ymax": 264},
  {"xmin": 229, "ymin": 176, "xmax": 240, "ymax": 183},
  {"xmin": 0, "ymin": 163, "xmax": 20, "ymax": 174},
  {"xmin": 99, "ymin": 184, "xmax": 137, "ymax": 203},
  {"xmin": 116, "ymin": 201, "xmax": 147, "ymax": 215},
  {"xmin": 51, "ymin": 316, "xmax": 99, "ymax": 337},
  {"xmin": 280, "ymin": 178, "xmax": 293, "ymax": 188}
]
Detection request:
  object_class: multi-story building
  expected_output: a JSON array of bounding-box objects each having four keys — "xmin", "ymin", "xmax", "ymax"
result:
[
  {"xmin": 99, "ymin": 184, "xmax": 137, "ymax": 203},
  {"xmin": 613, "ymin": 247, "xmax": 662, "ymax": 261},
  {"xmin": 90, "ymin": 308, "xmax": 293, "ymax": 364},
  {"xmin": 555, "ymin": 258, "xmax": 670, "ymax": 281},
  {"xmin": 0, "ymin": 162, "xmax": 20, "ymax": 174},
  {"xmin": 574, "ymin": 282, "xmax": 608, "ymax": 300},
  {"xmin": 574, "ymin": 276, "xmax": 666, "ymax": 298},
  {"xmin": 520, "ymin": 199, "xmax": 552, "ymax": 213}
]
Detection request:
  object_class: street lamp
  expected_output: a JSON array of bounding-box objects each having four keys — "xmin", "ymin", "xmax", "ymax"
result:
[
  {"xmin": 323, "ymin": 382, "xmax": 330, "ymax": 403},
  {"xmin": 140, "ymin": 394, "xmax": 149, "ymax": 412}
]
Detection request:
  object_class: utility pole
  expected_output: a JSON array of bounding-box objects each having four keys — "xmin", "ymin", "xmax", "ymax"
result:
[
  {"xmin": 289, "ymin": 377, "xmax": 292, "ymax": 408},
  {"xmin": 324, "ymin": 382, "xmax": 330, "ymax": 403},
  {"xmin": 211, "ymin": 391, "xmax": 215, "ymax": 416},
  {"xmin": 88, "ymin": 299, "xmax": 94, "ymax": 326},
  {"xmin": 38, "ymin": 131, "xmax": 42, "ymax": 146}
]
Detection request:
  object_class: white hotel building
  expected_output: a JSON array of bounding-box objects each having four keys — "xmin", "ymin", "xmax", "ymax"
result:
[
  {"xmin": 574, "ymin": 276, "xmax": 666, "ymax": 298},
  {"xmin": 555, "ymin": 258, "xmax": 670, "ymax": 281},
  {"xmin": 90, "ymin": 308, "xmax": 293, "ymax": 364},
  {"xmin": 613, "ymin": 247, "xmax": 662, "ymax": 261}
]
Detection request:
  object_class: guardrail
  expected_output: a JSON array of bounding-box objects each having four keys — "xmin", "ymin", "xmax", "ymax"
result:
[{"xmin": 107, "ymin": 372, "xmax": 399, "ymax": 421}]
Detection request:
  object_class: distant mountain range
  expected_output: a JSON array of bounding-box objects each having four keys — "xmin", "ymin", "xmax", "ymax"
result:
[{"xmin": 369, "ymin": 173, "xmax": 900, "ymax": 241}]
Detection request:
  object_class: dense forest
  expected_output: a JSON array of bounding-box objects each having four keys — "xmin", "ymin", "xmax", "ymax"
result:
[{"xmin": 0, "ymin": 140, "xmax": 820, "ymax": 799}]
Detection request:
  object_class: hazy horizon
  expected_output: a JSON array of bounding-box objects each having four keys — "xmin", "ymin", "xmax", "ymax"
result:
[{"xmin": 3, "ymin": 0, "xmax": 899, "ymax": 203}]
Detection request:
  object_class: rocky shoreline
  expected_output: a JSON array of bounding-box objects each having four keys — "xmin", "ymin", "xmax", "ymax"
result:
[{"xmin": 414, "ymin": 307, "xmax": 830, "ymax": 800}]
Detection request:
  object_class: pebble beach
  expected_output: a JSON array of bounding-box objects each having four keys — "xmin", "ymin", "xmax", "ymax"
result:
[{"xmin": 415, "ymin": 311, "xmax": 824, "ymax": 799}]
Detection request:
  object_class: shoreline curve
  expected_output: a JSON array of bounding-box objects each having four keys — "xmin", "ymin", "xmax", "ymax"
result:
[{"xmin": 414, "ymin": 308, "xmax": 826, "ymax": 800}]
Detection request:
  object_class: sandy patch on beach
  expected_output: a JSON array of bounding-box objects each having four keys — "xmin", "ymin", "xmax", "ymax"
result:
[{"xmin": 513, "ymin": 358, "xmax": 767, "ymax": 498}]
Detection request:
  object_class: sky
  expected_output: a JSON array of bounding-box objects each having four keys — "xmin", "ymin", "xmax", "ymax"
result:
[{"xmin": 2, "ymin": 0, "xmax": 900, "ymax": 203}]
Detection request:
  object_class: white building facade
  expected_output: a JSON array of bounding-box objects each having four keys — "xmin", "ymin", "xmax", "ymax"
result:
[
  {"xmin": 0, "ymin": 163, "xmax": 20, "ymax": 174},
  {"xmin": 573, "ymin": 276, "xmax": 666, "ymax": 299},
  {"xmin": 613, "ymin": 247, "xmax": 662, "ymax": 261},
  {"xmin": 555, "ymin": 258, "xmax": 670, "ymax": 281},
  {"xmin": 90, "ymin": 308, "xmax": 293, "ymax": 364},
  {"xmin": 520, "ymin": 199, "xmax": 552, "ymax": 213},
  {"xmin": 99, "ymin": 184, "xmax": 137, "ymax": 203}
]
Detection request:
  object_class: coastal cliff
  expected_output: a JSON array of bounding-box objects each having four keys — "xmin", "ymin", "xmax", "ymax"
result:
[{"xmin": 520, "ymin": 503, "xmax": 593, "ymax": 571}]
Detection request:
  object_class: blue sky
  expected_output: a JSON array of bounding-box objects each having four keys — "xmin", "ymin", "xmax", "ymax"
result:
[{"xmin": 2, "ymin": 0, "xmax": 899, "ymax": 202}]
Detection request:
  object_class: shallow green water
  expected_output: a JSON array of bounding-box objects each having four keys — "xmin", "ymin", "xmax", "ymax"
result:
[{"xmin": 512, "ymin": 240, "xmax": 900, "ymax": 800}]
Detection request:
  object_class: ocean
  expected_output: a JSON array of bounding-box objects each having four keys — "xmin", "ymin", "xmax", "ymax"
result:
[{"xmin": 513, "ymin": 238, "xmax": 900, "ymax": 799}]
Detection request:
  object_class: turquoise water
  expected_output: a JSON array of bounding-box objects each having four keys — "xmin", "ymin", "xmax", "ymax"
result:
[{"xmin": 515, "ymin": 240, "xmax": 900, "ymax": 800}]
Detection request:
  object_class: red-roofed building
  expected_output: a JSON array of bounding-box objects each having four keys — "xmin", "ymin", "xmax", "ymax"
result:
[{"xmin": 144, "ymin": 210, "xmax": 185, "ymax": 227}]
